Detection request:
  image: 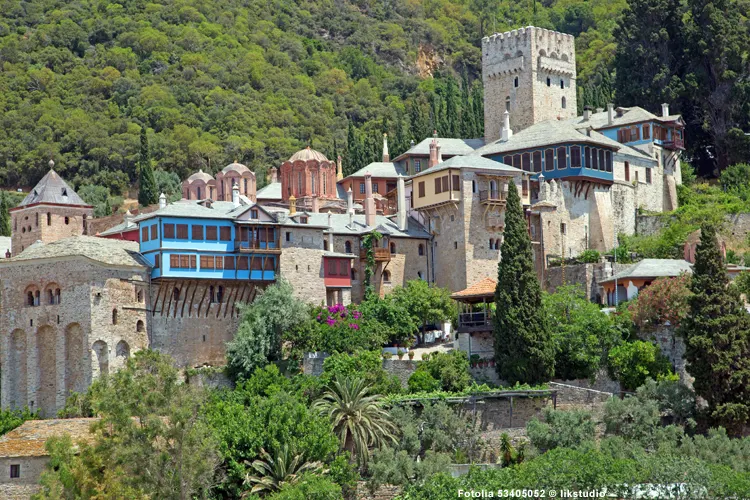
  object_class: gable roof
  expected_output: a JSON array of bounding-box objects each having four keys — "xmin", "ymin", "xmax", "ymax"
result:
[
  {"xmin": 4, "ymin": 236, "xmax": 150, "ymax": 268},
  {"xmin": 344, "ymin": 162, "xmax": 406, "ymax": 180},
  {"xmin": 473, "ymin": 121, "xmax": 622, "ymax": 157},
  {"xmin": 599, "ymin": 259, "xmax": 692, "ymax": 285},
  {"xmin": 411, "ymin": 155, "xmax": 523, "ymax": 179},
  {"xmin": 256, "ymin": 182, "xmax": 282, "ymax": 200},
  {"xmin": 395, "ymin": 137, "xmax": 485, "ymax": 160},
  {"xmin": 16, "ymin": 169, "xmax": 91, "ymax": 208},
  {"xmin": 0, "ymin": 418, "xmax": 98, "ymax": 458},
  {"xmin": 280, "ymin": 211, "xmax": 430, "ymax": 239}
]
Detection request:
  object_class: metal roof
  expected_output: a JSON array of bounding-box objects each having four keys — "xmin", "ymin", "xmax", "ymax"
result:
[
  {"xmin": 344, "ymin": 162, "xmax": 406, "ymax": 180},
  {"xmin": 17, "ymin": 169, "xmax": 91, "ymax": 208},
  {"xmin": 599, "ymin": 259, "xmax": 692, "ymax": 284},
  {"xmin": 396, "ymin": 137, "xmax": 485, "ymax": 159},
  {"xmin": 281, "ymin": 211, "xmax": 430, "ymax": 238},
  {"xmin": 256, "ymin": 182, "xmax": 282, "ymax": 200},
  {"xmin": 411, "ymin": 155, "xmax": 523, "ymax": 179},
  {"xmin": 4, "ymin": 236, "xmax": 150, "ymax": 268}
]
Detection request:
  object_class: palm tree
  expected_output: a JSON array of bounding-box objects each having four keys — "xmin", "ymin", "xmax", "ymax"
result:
[
  {"xmin": 242, "ymin": 445, "xmax": 324, "ymax": 496},
  {"xmin": 312, "ymin": 376, "xmax": 397, "ymax": 468}
]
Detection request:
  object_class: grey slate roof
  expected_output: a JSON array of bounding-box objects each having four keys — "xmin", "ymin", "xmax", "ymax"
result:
[
  {"xmin": 473, "ymin": 121, "xmax": 622, "ymax": 157},
  {"xmin": 18, "ymin": 170, "xmax": 91, "ymax": 208},
  {"xmin": 282, "ymin": 211, "xmax": 430, "ymax": 238},
  {"xmin": 98, "ymin": 219, "xmax": 137, "ymax": 236},
  {"xmin": 566, "ymin": 106, "xmax": 657, "ymax": 130},
  {"xmin": 411, "ymin": 155, "xmax": 523, "ymax": 178},
  {"xmin": 256, "ymin": 182, "xmax": 282, "ymax": 200},
  {"xmin": 396, "ymin": 137, "xmax": 485, "ymax": 159},
  {"xmin": 599, "ymin": 259, "xmax": 692, "ymax": 284},
  {"xmin": 5, "ymin": 236, "xmax": 150, "ymax": 268},
  {"xmin": 135, "ymin": 200, "xmax": 249, "ymax": 221},
  {"xmin": 344, "ymin": 162, "xmax": 406, "ymax": 180}
]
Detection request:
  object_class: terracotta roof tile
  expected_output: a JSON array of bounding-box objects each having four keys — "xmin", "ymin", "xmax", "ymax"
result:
[
  {"xmin": 0, "ymin": 418, "xmax": 98, "ymax": 458},
  {"xmin": 451, "ymin": 277, "xmax": 497, "ymax": 299}
]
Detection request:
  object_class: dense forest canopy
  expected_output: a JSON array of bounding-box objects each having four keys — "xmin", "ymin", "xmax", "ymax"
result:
[{"xmin": 1, "ymin": 0, "xmax": 745, "ymax": 195}]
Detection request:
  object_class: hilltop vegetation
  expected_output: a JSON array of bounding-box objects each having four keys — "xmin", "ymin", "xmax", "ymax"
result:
[{"xmin": 0, "ymin": 0, "xmax": 626, "ymax": 194}]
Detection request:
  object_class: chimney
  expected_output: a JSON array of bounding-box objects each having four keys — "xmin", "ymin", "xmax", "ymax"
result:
[
  {"xmin": 382, "ymin": 133, "xmax": 390, "ymax": 162},
  {"xmin": 436, "ymin": 141, "xmax": 442, "ymax": 164},
  {"xmin": 232, "ymin": 182, "xmax": 240, "ymax": 208},
  {"xmin": 607, "ymin": 103, "xmax": 614, "ymax": 125},
  {"xmin": 661, "ymin": 102, "xmax": 670, "ymax": 117},
  {"xmin": 346, "ymin": 186, "xmax": 353, "ymax": 214},
  {"xmin": 311, "ymin": 195, "xmax": 319, "ymax": 213},
  {"xmin": 337, "ymin": 155, "xmax": 343, "ymax": 180},
  {"xmin": 501, "ymin": 110, "xmax": 513, "ymax": 142},
  {"xmin": 583, "ymin": 106, "xmax": 591, "ymax": 121},
  {"xmin": 428, "ymin": 131, "xmax": 439, "ymax": 168},
  {"xmin": 124, "ymin": 210, "xmax": 133, "ymax": 226},
  {"xmin": 364, "ymin": 173, "xmax": 375, "ymax": 227},
  {"xmin": 397, "ymin": 174, "xmax": 407, "ymax": 231},
  {"xmin": 159, "ymin": 193, "xmax": 166, "ymax": 209},
  {"xmin": 327, "ymin": 211, "xmax": 334, "ymax": 251},
  {"xmin": 270, "ymin": 167, "xmax": 278, "ymax": 183},
  {"xmin": 289, "ymin": 195, "xmax": 296, "ymax": 215},
  {"xmin": 410, "ymin": 139, "xmax": 415, "ymax": 148}
]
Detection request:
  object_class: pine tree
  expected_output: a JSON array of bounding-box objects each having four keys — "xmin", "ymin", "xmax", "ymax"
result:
[
  {"xmin": 138, "ymin": 126, "xmax": 158, "ymax": 207},
  {"xmin": 494, "ymin": 182, "xmax": 554, "ymax": 385},
  {"xmin": 0, "ymin": 192, "xmax": 10, "ymax": 237},
  {"xmin": 679, "ymin": 224, "xmax": 750, "ymax": 434},
  {"xmin": 104, "ymin": 197, "xmax": 112, "ymax": 217},
  {"xmin": 471, "ymin": 83, "xmax": 484, "ymax": 137}
]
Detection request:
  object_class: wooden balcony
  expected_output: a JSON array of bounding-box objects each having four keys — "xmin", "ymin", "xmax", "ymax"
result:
[
  {"xmin": 457, "ymin": 311, "xmax": 493, "ymax": 334},
  {"xmin": 479, "ymin": 189, "xmax": 506, "ymax": 205},
  {"xmin": 359, "ymin": 247, "xmax": 391, "ymax": 262},
  {"xmin": 236, "ymin": 226, "xmax": 281, "ymax": 253},
  {"xmin": 662, "ymin": 137, "xmax": 684, "ymax": 150}
]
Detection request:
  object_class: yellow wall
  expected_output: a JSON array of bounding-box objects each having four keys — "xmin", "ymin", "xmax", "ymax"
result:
[{"xmin": 412, "ymin": 168, "xmax": 462, "ymax": 210}]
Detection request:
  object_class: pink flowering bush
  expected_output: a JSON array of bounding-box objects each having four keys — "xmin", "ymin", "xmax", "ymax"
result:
[
  {"xmin": 310, "ymin": 303, "xmax": 386, "ymax": 353},
  {"xmin": 628, "ymin": 274, "xmax": 692, "ymax": 330}
]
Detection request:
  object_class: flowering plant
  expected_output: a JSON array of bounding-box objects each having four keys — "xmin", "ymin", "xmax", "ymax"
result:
[
  {"xmin": 628, "ymin": 274, "xmax": 691, "ymax": 329},
  {"xmin": 310, "ymin": 303, "xmax": 385, "ymax": 353}
]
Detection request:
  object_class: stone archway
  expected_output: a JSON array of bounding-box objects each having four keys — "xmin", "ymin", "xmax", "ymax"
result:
[
  {"xmin": 91, "ymin": 340, "xmax": 109, "ymax": 380},
  {"xmin": 64, "ymin": 323, "xmax": 85, "ymax": 396},
  {"xmin": 37, "ymin": 325, "xmax": 57, "ymax": 417},
  {"xmin": 9, "ymin": 329, "xmax": 27, "ymax": 409}
]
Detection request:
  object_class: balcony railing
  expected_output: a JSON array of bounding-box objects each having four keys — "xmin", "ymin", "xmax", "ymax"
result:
[
  {"xmin": 457, "ymin": 311, "xmax": 493, "ymax": 333},
  {"xmin": 479, "ymin": 189, "xmax": 506, "ymax": 204},
  {"xmin": 235, "ymin": 240, "xmax": 280, "ymax": 252},
  {"xmin": 662, "ymin": 137, "xmax": 684, "ymax": 150},
  {"xmin": 359, "ymin": 247, "xmax": 391, "ymax": 262}
]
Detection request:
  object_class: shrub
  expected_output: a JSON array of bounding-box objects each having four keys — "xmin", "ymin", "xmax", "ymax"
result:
[
  {"xmin": 628, "ymin": 275, "xmax": 691, "ymax": 330},
  {"xmin": 270, "ymin": 474, "xmax": 343, "ymax": 500},
  {"xmin": 321, "ymin": 351, "xmax": 401, "ymax": 396},
  {"xmin": 607, "ymin": 341, "xmax": 675, "ymax": 391},
  {"xmin": 527, "ymin": 408, "xmax": 595, "ymax": 452},
  {"xmin": 413, "ymin": 350, "xmax": 470, "ymax": 392},
  {"xmin": 577, "ymin": 249, "xmax": 601, "ymax": 263},
  {"xmin": 407, "ymin": 370, "xmax": 441, "ymax": 393}
]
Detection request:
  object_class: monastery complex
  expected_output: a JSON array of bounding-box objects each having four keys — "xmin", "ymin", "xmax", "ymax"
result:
[{"xmin": 0, "ymin": 26, "xmax": 684, "ymax": 417}]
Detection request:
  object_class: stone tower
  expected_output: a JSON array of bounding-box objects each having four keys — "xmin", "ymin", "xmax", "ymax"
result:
[
  {"xmin": 482, "ymin": 26, "xmax": 577, "ymax": 143},
  {"xmin": 10, "ymin": 162, "xmax": 94, "ymax": 255}
]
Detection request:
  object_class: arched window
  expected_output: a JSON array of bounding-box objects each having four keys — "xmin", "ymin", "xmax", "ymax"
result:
[
  {"xmin": 351, "ymin": 268, "xmax": 357, "ymax": 281},
  {"xmin": 514, "ymin": 76, "xmax": 519, "ymax": 88},
  {"xmin": 561, "ymin": 97, "xmax": 567, "ymax": 109},
  {"xmin": 311, "ymin": 175, "xmax": 316, "ymax": 194},
  {"xmin": 136, "ymin": 320, "xmax": 144, "ymax": 332},
  {"xmin": 472, "ymin": 180, "xmax": 476, "ymax": 193},
  {"xmin": 27, "ymin": 291, "xmax": 34, "ymax": 306},
  {"xmin": 244, "ymin": 178, "xmax": 248, "ymax": 194},
  {"xmin": 489, "ymin": 238, "xmax": 494, "ymax": 249},
  {"xmin": 390, "ymin": 242, "xmax": 396, "ymax": 254},
  {"xmin": 418, "ymin": 271, "xmax": 423, "ymax": 280},
  {"xmin": 55, "ymin": 288, "xmax": 61, "ymax": 304},
  {"xmin": 345, "ymin": 241, "xmax": 352, "ymax": 254},
  {"xmin": 418, "ymin": 244, "xmax": 424, "ymax": 256},
  {"xmin": 173, "ymin": 287, "xmax": 180, "ymax": 301},
  {"xmin": 112, "ymin": 308, "xmax": 118, "ymax": 325},
  {"xmin": 136, "ymin": 289, "xmax": 143, "ymax": 302},
  {"xmin": 48, "ymin": 289, "xmax": 54, "ymax": 304},
  {"xmin": 34, "ymin": 290, "xmax": 40, "ymax": 306},
  {"xmin": 64, "ymin": 216, "xmax": 70, "ymax": 225},
  {"xmin": 116, "ymin": 340, "xmax": 130, "ymax": 359},
  {"xmin": 383, "ymin": 270, "xmax": 391, "ymax": 283},
  {"xmin": 197, "ymin": 186, "xmax": 202, "ymax": 199},
  {"xmin": 209, "ymin": 286, "xmax": 215, "ymax": 303},
  {"xmin": 490, "ymin": 180, "xmax": 498, "ymax": 195},
  {"xmin": 47, "ymin": 213, "xmax": 51, "ymax": 225},
  {"xmin": 217, "ymin": 286, "xmax": 224, "ymax": 302},
  {"xmin": 323, "ymin": 239, "xmax": 329, "ymax": 251},
  {"xmin": 560, "ymin": 79, "xmax": 565, "ymax": 89}
]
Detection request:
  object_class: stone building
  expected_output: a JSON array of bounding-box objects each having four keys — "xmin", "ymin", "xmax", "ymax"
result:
[
  {"xmin": 0, "ymin": 237, "xmax": 150, "ymax": 416},
  {"xmin": 10, "ymin": 163, "xmax": 93, "ymax": 256},
  {"xmin": 279, "ymin": 147, "xmax": 339, "ymax": 208}
]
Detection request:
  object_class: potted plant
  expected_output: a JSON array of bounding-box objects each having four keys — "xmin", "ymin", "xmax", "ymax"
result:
[
  {"xmin": 383, "ymin": 352, "xmax": 393, "ymax": 360},
  {"xmin": 397, "ymin": 349, "xmax": 405, "ymax": 359},
  {"xmin": 470, "ymin": 354, "xmax": 481, "ymax": 369},
  {"xmin": 408, "ymin": 350, "xmax": 415, "ymax": 360}
]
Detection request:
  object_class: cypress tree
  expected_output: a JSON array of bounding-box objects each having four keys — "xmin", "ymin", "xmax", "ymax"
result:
[
  {"xmin": 408, "ymin": 100, "xmax": 430, "ymax": 142},
  {"xmin": 0, "ymin": 192, "xmax": 10, "ymax": 237},
  {"xmin": 345, "ymin": 121, "xmax": 360, "ymax": 176},
  {"xmin": 494, "ymin": 182, "xmax": 554, "ymax": 384},
  {"xmin": 471, "ymin": 84, "xmax": 484, "ymax": 137},
  {"xmin": 445, "ymin": 76, "xmax": 459, "ymax": 137},
  {"xmin": 138, "ymin": 126, "xmax": 158, "ymax": 207},
  {"xmin": 459, "ymin": 70, "xmax": 475, "ymax": 138},
  {"xmin": 679, "ymin": 224, "xmax": 750, "ymax": 434}
]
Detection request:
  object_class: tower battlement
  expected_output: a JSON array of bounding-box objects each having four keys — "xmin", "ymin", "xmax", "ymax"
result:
[{"xmin": 482, "ymin": 26, "xmax": 577, "ymax": 143}]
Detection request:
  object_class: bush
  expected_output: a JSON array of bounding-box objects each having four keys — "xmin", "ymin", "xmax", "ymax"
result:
[
  {"xmin": 607, "ymin": 341, "xmax": 675, "ymax": 391},
  {"xmin": 0, "ymin": 408, "xmax": 37, "ymax": 436},
  {"xmin": 321, "ymin": 351, "xmax": 401, "ymax": 396},
  {"xmin": 270, "ymin": 474, "xmax": 343, "ymax": 500},
  {"xmin": 603, "ymin": 395, "xmax": 661, "ymax": 444},
  {"xmin": 628, "ymin": 275, "xmax": 691, "ymax": 330},
  {"xmin": 526, "ymin": 408, "xmax": 595, "ymax": 452},
  {"xmin": 413, "ymin": 350, "xmax": 470, "ymax": 392},
  {"xmin": 577, "ymin": 249, "xmax": 601, "ymax": 263},
  {"xmin": 407, "ymin": 370, "xmax": 441, "ymax": 393}
]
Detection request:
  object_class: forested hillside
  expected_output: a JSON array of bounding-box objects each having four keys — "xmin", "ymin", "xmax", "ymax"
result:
[{"xmin": 0, "ymin": 0, "xmax": 625, "ymax": 195}]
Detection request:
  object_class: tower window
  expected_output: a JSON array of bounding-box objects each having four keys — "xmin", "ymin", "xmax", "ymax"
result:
[
  {"xmin": 547, "ymin": 77, "xmax": 551, "ymax": 87},
  {"xmin": 505, "ymin": 97, "xmax": 510, "ymax": 112},
  {"xmin": 514, "ymin": 76, "xmax": 518, "ymax": 88},
  {"xmin": 562, "ymin": 97, "xmax": 567, "ymax": 109},
  {"xmin": 64, "ymin": 216, "xmax": 70, "ymax": 225},
  {"xmin": 112, "ymin": 308, "xmax": 118, "ymax": 325},
  {"xmin": 560, "ymin": 79, "xmax": 564, "ymax": 89}
]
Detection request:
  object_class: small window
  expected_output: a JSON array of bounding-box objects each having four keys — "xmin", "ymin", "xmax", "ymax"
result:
[
  {"xmin": 514, "ymin": 77, "xmax": 519, "ymax": 88},
  {"xmin": 47, "ymin": 213, "xmax": 51, "ymax": 226},
  {"xmin": 643, "ymin": 124, "xmax": 651, "ymax": 140},
  {"xmin": 27, "ymin": 291, "xmax": 34, "ymax": 306},
  {"xmin": 251, "ymin": 209, "xmax": 259, "ymax": 219},
  {"xmin": 192, "ymin": 225, "xmax": 203, "ymax": 240},
  {"xmin": 418, "ymin": 182, "xmax": 425, "ymax": 198},
  {"xmin": 415, "ymin": 160, "xmax": 421, "ymax": 173},
  {"xmin": 154, "ymin": 254, "xmax": 160, "ymax": 269},
  {"xmin": 217, "ymin": 286, "xmax": 224, "ymax": 302},
  {"xmin": 505, "ymin": 96, "xmax": 511, "ymax": 112},
  {"xmin": 390, "ymin": 242, "xmax": 396, "ymax": 254},
  {"xmin": 112, "ymin": 308, "xmax": 118, "ymax": 325},
  {"xmin": 10, "ymin": 464, "xmax": 20, "ymax": 478},
  {"xmin": 173, "ymin": 287, "xmax": 180, "ymax": 301},
  {"xmin": 351, "ymin": 268, "xmax": 357, "ymax": 280},
  {"xmin": 383, "ymin": 270, "xmax": 391, "ymax": 283},
  {"xmin": 560, "ymin": 79, "xmax": 564, "ymax": 89},
  {"xmin": 209, "ymin": 285, "xmax": 215, "ymax": 303},
  {"xmin": 418, "ymin": 271, "xmax": 423, "ymax": 279},
  {"xmin": 570, "ymin": 146, "xmax": 581, "ymax": 168},
  {"xmin": 136, "ymin": 320, "xmax": 144, "ymax": 332},
  {"xmin": 547, "ymin": 77, "xmax": 551, "ymax": 87},
  {"xmin": 418, "ymin": 244, "xmax": 424, "ymax": 256},
  {"xmin": 206, "ymin": 226, "xmax": 217, "ymax": 240},
  {"xmin": 372, "ymin": 183, "xmax": 379, "ymax": 194},
  {"xmin": 285, "ymin": 232, "xmax": 291, "ymax": 242},
  {"xmin": 323, "ymin": 239, "xmax": 329, "ymax": 251},
  {"xmin": 434, "ymin": 177, "xmax": 442, "ymax": 194},
  {"xmin": 220, "ymin": 227, "xmax": 231, "ymax": 241},
  {"xmin": 635, "ymin": 170, "xmax": 640, "ymax": 183},
  {"xmin": 345, "ymin": 241, "xmax": 352, "ymax": 254},
  {"xmin": 176, "ymin": 224, "xmax": 188, "ymax": 239},
  {"xmin": 452, "ymin": 175, "xmax": 460, "ymax": 191},
  {"xmin": 561, "ymin": 96, "xmax": 567, "ymax": 109},
  {"xmin": 557, "ymin": 147, "xmax": 567, "ymax": 169},
  {"xmin": 360, "ymin": 183, "xmax": 366, "ymax": 194},
  {"xmin": 454, "ymin": 241, "xmax": 458, "ymax": 249},
  {"xmin": 164, "ymin": 224, "xmax": 175, "ymax": 239},
  {"xmin": 142, "ymin": 226, "xmax": 149, "ymax": 242},
  {"xmin": 299, "ymin": 216, "xmax": 308, "ymax": 224},
  {"xmin": 646, "ymin": 168, "xmax": 652, "ymax": 184},
  {"xmin": 64, "ymin": 216, "xmax": 70, "ymax": 225},
  {"xmin": 150, "ymin": 225, "xmax": 157, "ymax": 240},
  {"xmin": 489, "ymin": 238, "xmax": 494, "ymax": 249},
  {"xmin": 472, "ymin": 180, "xmax": 476, "ymax": 193},
  {"xmin": 136, "ymin": 289, "xmax": 143, "ymax": 302},
  {"xmin": 545, "ymin": 149, "xmax": 554, "ymax": 172},
  {"xmin": 560, "ymin": 223, "xmax": 567, "ymax": 235}
]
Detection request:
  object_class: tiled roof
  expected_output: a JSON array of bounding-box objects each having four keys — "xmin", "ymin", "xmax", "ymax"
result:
[
  {"xmin": 256, "ymin": 182, "xmax": 282, "ymax": 200},
  {"xmin": 4, "ymin": 236, "xmax": 150, "ymax": 268},
  {"xmin": 17, "ymin": 169, "xmax": 91, "ymax": 208},
  {"xmin": 411, "ymin": 155, "xmax": 523, "ymax": 179},
  {"xmin": 281, "ymin": 211, "xmax": 430, "ymax": 239},
  {"xmin": 186, "ymin": 169, "xmax": 215, "ymax": 183},
  {"xmin": 451, "ymin": 277, "xmax": 497, "ymax": 299},
  {"xmin": 344, "ymin": 162, "xmax": 406, "ymax": 180},
  {"xmin": 0, "ymin": 418, "xmax": 98, "ymax": 458},
  {"xmin": 289, "ymin": 147, "xmax": 329, "ymax": 163},
  {"xmin": 135, "ymin": 200, "xmax": 245, "ymax": 221},
  {"xmin": 599, "ymin": 259, "xmax": 692, "ymax": 284},
  {"xmin": 221, "ymin": 162, "xmax": 251, "ymax": 174},
  {"xmin": 473, "ymin": 121, "xmax": 622, "ymax": 157},
  {"xmin": 396, "ymin": 137, "xmax": 485, "ymax": 159}
]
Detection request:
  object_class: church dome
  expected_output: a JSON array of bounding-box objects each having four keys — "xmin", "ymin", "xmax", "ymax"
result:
[
  {"xmin": 186, "ymin": 169, "xmax": 214, "ymax": 183},
  {"xmin": 289, "ymin": 146, "xmax": 328, "ymax": 163},
  {"xmin": 222, "ymin": 161, "xmax": 251, "ymax": 175}
]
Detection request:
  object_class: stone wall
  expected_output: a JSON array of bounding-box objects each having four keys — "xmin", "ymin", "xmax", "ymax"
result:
[
  {"xmin": 635, "ymin": 213, "xmax": 669, "ymax": 237},
  {"xmin": 303, "ymin": 351, "xmax": 330, "ymax": 377},
  {"xmin": 543, "ymin": 261, "xmax": 630, "ymax": 303},
  {"xmin": 381, "ymin": 359, "xmax": 418, "ymax": 387},
  {"xmin": 11, "ymin": 204, "xmax": 93, "ymax": 256},
  {"xmin": 638, "ymin": 325, "xmax": 691, "ymax": 387},
  {"xmin": 281, "ymin": 226, "xmax": 329, "ymax": 305}
]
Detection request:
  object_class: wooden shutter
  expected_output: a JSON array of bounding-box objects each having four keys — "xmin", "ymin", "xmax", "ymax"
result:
[
  {"xmin": 434, "ymin": 178, "xmax": 441, "ymax": 194},
  {"xmin": 164, "ymin": 224, "xmax": 175, "ymax": 238},
  {"xmin": 442, "ymin": 176, "xmax": 449, "ymax": 192},
  {"xmin": 206, "ymin": 226, "xmax": 217, "ymax": 240},
  {"xmin": 340, "ymin": 260, "xmax": 348, "ymax": 275},
  {"xmin": 176, "ymin": 224, "xmax": 188, "ymax": 239},
  {"xmin": 215, "ymin": 256, "xmax": 223, "ymax": 269},
  {"xmin": 154, "ymin": 254, "xmax": 160, "ymax": 269},
  {"xmin": 180, "ymin": 255, "xmax": 189, "ymax": 268},
  {"xmin": 452, "ymin": 175, "xmax": 460, "ymax": 191},
  {"xmin": 418, "ymin": 182, "xmax": 425, "ymax": 198},
  {"xmin": 151, "ymin": 224, "xmax": 157, "ymax": 240},
  {"xmin": 141, "ymin": 227, "xmax": 149, "ymax": 242},
  {"xmin": 224, "ymin": 256, "xmax": 235, "ymax": 270},
  {"xmin": 238, "ymin": 256, "xmax": 249, "ymax": 270},
  {"xmin": 189, "ymin": 255, "xmax": 196, "ymax": 269},
  {"xmin": 220, "ymin": 227, "xmax": 231, "ymax": 241},
  {"xmin": 192, "ymin": 225, "xmax": 203, "ymax": 240}
]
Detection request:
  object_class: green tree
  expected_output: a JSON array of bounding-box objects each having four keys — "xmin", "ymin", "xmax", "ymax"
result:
[
  {"xmin": 607, "ymin": 340, "xmax": 675, "ymax": 391},
  {"xmin": 527, "ymin": 408, "xmax": 595, "ymax": 452},
  {"xmin": 0, "ymin": 192, "xmax": 11, "ymax": 237},
  {"xmin": 244, "ymin": 445, "xmax": 325, "ymax": 496},
  {"xmin": 321, "ymin": 351, "xmax": 402, "ymax": 396},
  {"xmin": 153, "ymin": 168, "xmax": 182, "ymax": 202},
  {"xmin": 411, "ymin": 350, "xmax": 470, "ymax": 392},
  {"xmin": 391, "ymin": 280, "xmax": 455, "ymax": 344},
  {"xmin": 138, "ymin": 126, "xmax": 158, "ymax": 206},
  {"xmin": 494, "ymin": 182, "xmax": 554, "ymax": 384},
  {"xmin": 679, "ymin": 223, "xmax": 750, "ymax": 433},
  {"xmin": 312, "ymin": 377, "xmax": 397, "ymax": 468},
  {"xmin": 270, "ymin": 473, "xmax": 343, "ymax": 500}
]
